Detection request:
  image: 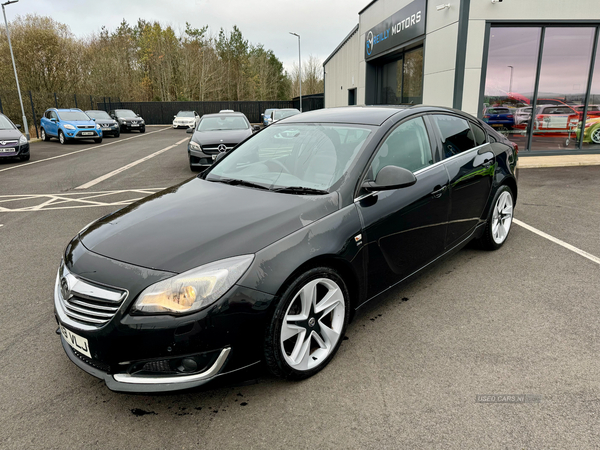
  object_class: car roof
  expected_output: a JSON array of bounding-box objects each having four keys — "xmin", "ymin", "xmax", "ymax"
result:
[
  {"xmin": 202, "ymin": 112, "xmax": 247, "ymax": 118},
  {"xmin": 50, "ymin": 108, "xmax": 84, "ymax": 112}
]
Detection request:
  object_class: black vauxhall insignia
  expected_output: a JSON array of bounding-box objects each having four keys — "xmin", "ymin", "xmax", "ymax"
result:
[{"xmin": 55, "ymin": 106, "xmax": 518, "ymax": 392}]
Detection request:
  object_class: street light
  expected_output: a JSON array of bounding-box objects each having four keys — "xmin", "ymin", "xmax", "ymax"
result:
[
  {"xmin": 2, "ymin": 0, "xmax": 29, "ymax": 140},
  {"xmin": 289, "ymin": 32, "xmax": 302, "ymax": 112},
  {"xmin": 507, "ymin": 65, "xmax": 514, "ymax": 94}
]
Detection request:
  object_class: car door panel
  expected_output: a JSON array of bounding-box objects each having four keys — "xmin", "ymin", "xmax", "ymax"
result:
[{"xmin": 356, "ymin": 163, "xmax": 450, "ymax": 299}]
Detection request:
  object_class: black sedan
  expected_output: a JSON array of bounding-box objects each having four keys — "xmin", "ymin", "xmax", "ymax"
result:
[
  {"xmin": 186, "ymin": 112, "xmax": 259, "ymax": 171},
  {"xmin": 0, "ymin": 113, "xmax": 29, "ymax": 161},
  {"xmin": 54, "ymin": 106, "xmax": 518, "ymax": 392},
  {"xmin": 109, "ymin": 109, "xmax": 145, "ymax": 133}
]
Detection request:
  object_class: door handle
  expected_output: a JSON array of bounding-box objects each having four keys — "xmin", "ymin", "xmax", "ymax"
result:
[{"xmin": 431, "ymin": 185, "xmax": 447, "ymax": 198}]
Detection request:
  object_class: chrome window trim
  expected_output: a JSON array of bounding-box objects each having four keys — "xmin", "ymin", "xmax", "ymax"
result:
[{"xmin": 353, "ymin": 143, "xmax": 489, "ymax": 203}]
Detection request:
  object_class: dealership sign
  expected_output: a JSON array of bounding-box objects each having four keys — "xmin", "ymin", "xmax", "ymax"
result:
[{"xmin": 365, "ymin": 0, "xmax": 427, "ymax": 61}]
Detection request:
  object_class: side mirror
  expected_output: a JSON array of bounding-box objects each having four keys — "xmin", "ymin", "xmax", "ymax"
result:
[
  {"xmin": 174, "ymin": 115, "xmax": 177, "ymax": 119},
  {"xmin": 362, "ymin": 165, "xmax": 417, "ymax": 192},
  {"xmin": 253, "ymin": 125, "xmax": 260, "ymax": 132},
  {"xmin": 186, "ymin": 127, "xmax": 194, "ymax": 134},
  {"xmin": 15, "ymin": 124, "xmax": 22, "ymax": 129},
  {"xmin": 91, "ymin": 118, "xmax": 96, "ymax": 121},
  {"xmin": 136, "ymin": 114, "xmax": 140, "ymax": 117},
  {"xmin": 51, "ymin": 118, "xmax": 57, "ymax": 123},
  {"xmin": 111, "ymin": 115, "xmax": 115, "ymax": 119}
]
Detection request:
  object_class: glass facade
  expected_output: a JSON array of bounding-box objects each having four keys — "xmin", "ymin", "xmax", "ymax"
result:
[
  {"xmin": 377, "ymin": 47, "xmax": 423, "ymax": 105},
  {"xmin": 483, "ymin": 25, "xmax": 600, "ymax": 152}
]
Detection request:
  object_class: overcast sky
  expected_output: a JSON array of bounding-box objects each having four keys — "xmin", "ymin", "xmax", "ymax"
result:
[{"xmin": 7, "ymin": 0, "xmax": 366, "ymax": 73}]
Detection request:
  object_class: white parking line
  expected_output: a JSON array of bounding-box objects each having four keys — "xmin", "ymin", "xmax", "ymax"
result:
[
  {"xmin": 75, "ymin": 137, "xmax": 189, "ymax": 190},
  {"xmin": 0, "ymin": 127, "xmax": 170, "ymax": 174},
  {"xmin": 514, "ymin": 218, "xmax": 600, "ymax": 266}
]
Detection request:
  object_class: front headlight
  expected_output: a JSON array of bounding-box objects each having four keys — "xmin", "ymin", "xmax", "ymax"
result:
[
  {"xmin": 63, "ymin": 124, "xmax": 76, "ymax": 130},
  {"xmin": 189, "ymin": 140, "xmax": 201, "ymax": 151},
  {"xmin": 96, "ymin": 124, "xmax": 101, "ymax": 129},
  {"xmin": 132, "ymin": 255, "xmax": 254, "ymax": 315},
  {"xmin": 19, "ymin": 135, "xmax": 27, "ymax": 144},
  {"xmin": 119, "ymin": 118, "xmax": 126, "ymax": 123}
]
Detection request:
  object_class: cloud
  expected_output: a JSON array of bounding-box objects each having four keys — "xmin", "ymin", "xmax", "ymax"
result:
[{"xmin": 11, "ymin": 0, "xmax": 366, "ymax": 72}]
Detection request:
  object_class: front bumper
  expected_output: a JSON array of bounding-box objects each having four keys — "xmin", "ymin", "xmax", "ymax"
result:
[
  {"xmin": 54, "ymin": 242, "xmax": 274, "ymax": 392},
  {"xmin": 65, "ymin": 130, "xmax": 101, "ymax": 139},
  {"xmin": 119, "ymin": 123, "xmax": 145, "ymax": 131},
  {"xmin": 0, "ymin": 142, "xmax": 28, "ymax": 158},
  {"xmin": 188, "ymin": 147, "xmax": 215, "ymax": 167}
]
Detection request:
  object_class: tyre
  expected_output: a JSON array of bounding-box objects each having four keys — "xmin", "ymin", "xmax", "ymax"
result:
[
  {"xmin": 41, "ymin": 128, "xmax": 50, "ymax": 141},
  {"xmin": 58, "ymin": 130, "xmax": 67, "ymax": 145},
  {"xmin": 264, "ymin": 267, "xmax": 350, "ymax": 380},
  {"xmin": 94, "ymin": 138, "xmax": 103, "ymax": 143},
  {"xmin": 189, "ymin": 158, "xmax": 200, "ymax": 172},
  {"xmin": 477, "ymin": 185, "xmax": 514, "ymax": 251},
  {"xmin": 591, "ymin": 125, "xmax": 600, "ymax": 144},
  {"xmin": 115, "ymin": 131, "xmax": 120, "ymax": 138},
  {"xmin": 140, "ymin": 127, "xmax": 146, "ymax": 133},
  {"xmin": 19, "ymin": 154, "xmax": 30, "ymax": 161}
]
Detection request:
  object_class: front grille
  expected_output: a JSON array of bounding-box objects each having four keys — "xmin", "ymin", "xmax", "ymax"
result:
[
  {"xmin": 72, "ymin": 348, "xmax": 111, "ymax": 372},
  {"xmin": 0, "ymin": 140, "xmax": 18, "ymax": 147},
  {"xmin": 58, "ymin": 267, "xmax": 127, "ymax": 326},
  {"xmin": 201, "ymin": 144, "xmax": 235, "ymax": 155},
  {"xmin": 142, "ymin": 360, "xmax": 175, "ymax": 373},
  {"xmin": 78, "ymin": 125, "xmax": 94, "ymax": 129}
]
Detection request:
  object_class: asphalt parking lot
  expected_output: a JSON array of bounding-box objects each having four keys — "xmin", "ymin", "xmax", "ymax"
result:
[{"xmin": 1, "ymin": 132, "xmax": 599, "ymax": 449}]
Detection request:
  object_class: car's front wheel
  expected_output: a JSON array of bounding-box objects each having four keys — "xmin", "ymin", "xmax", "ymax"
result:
[
  {"xmin": 94, "ymin": 138, "xmax": 102, "ymax": 143},
  {"xmin": 19, "ymin": 154, "xmax": 30, "ymax": 161},
  {"xmin": 140, "ymin": 127, "xmax": 146, "ymax": 133},
  {"xmin": 477, "ymin": 185, "xmax": 514, "ymax": 250},
  {"xmin": 58, "ymin": 130, "xmax": 67, "ymax": 145},
  {"xmin": 264, "ymin": 267, "xmax": 350, "ymax": 380},
  {"xmin": 590, "ymin": 125, "xmax": 600, "ymax": 144}
]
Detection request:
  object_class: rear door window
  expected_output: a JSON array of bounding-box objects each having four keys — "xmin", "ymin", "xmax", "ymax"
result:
[
  {"xmin": 431, "ymin": 115, "xmax": 476, "ymax": 159},
  {"xmin": 470, "ymin": 122, "xmax": 487, "ymax": 146}
]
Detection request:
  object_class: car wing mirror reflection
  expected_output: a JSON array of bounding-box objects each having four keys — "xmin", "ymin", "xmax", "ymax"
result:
[{"xmin": 361, "ymin": 165, "xmax": 417, "ymax": 192}]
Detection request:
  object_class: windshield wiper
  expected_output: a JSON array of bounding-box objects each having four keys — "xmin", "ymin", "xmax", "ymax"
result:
[
  {"xmin": 208, "ymin": 178, "xmax": 269, "ymax": 190},
  {"xmin": 271, "ymin": 186, "xmax": 329, "ymax": 195}
]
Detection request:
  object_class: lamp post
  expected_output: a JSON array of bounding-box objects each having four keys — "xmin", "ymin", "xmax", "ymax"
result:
[
  {"xmin": 289, "ymin": 32, "xmax": 302, "ymax": 112},
  {"xmin": 2, "ymin": 0, "xmax": 29, "ymax": 140},
  {"xmin": 507, "ymin": 65, "xmax": 514, "ymax": 94}
]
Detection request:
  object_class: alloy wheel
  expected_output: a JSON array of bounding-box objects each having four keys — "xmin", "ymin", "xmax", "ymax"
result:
[
  {"xmin": 280, "ymin": 278, "xmax": 345, "ymax": 371},
  {"xmin": 491, "ymin": 191, "xmax": 513, "ymax": 244},
  {"xmin": 41, "ymin": 129, "xmax": 46, "ymax": 141},
  {"xmin": 591, "ymin": 127, "xmax": 600, "ymax": 144},
  {"xmin": 59, "ymin": 131, "xmax": 65, "ymax": 144}
]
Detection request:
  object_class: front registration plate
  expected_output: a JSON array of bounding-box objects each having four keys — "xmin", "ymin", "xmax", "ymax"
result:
[
  {"xmin": 102, "ymin": 127, "xmax": 110, "ymax": 131},
  {"xmin": 60, "ymin": 325, "xmax": 91, "ymax": 357},
  {"xmin": 0, "ymin": 148, "xmax": 15, "ymax": 153},
  {"xmin": 82, "ymin": 131, "xmax": 94, "ymax": 136},
  {"xmin": 131, "ymin": 124, "xmax": 139, "ymax": 127}
]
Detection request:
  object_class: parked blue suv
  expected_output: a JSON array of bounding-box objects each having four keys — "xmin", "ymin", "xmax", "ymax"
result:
[{"xmin": 40, "ymin": 108, "xmax": 102, "ymax": 145}]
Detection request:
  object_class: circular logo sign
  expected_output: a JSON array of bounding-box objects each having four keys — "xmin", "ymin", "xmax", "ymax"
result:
[
  {"xmin": 217, "ymin": 144, "xmax": 227, "ymax": 153},
  {"xmin": 366, "ymin": 31, "xmax": 374, "ymax": 56}
]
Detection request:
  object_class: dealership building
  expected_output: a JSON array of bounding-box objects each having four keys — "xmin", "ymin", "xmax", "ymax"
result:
[{"xmin": 323, "ymin": 0, "xmax": 600, "ymax": 153}]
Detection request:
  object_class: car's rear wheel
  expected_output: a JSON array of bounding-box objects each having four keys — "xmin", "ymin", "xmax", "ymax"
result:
[
  {"xmin": 265, "ymin": 267, "xmax": 350, "ymax": 380},
  {"xmin": 591, "ymin": 126, "xmax": 600, "ymax": 144},
  {"xmin": 477, "ymin": 185, "xmax": 514, "ymax": 250},
  {"xmin": 41, "ymin": 128, "xmax": 49, "ymax": 141},
  {"xmin": 58, "ymin": 130, "xmax": 67, "ymax": 145}
]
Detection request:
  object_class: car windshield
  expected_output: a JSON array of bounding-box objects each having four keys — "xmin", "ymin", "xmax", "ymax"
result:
[
  {"xmin": 198, "ymin": 116, "xmax": 248, "ymax": 131},
  {"xmin": 206, "ymin": 124, "xmax": 372, "ymax": 191},
  {"xmin": 274, "ymin": 110, "xmax": 300, "ymax": 120},
  {"xmin": 0, "ymin": 115, "xmax": 15, "ymax": 130},
  {"xmin": 116, "ymin": 110, "xmax": 137, "ymax": 118},
  {"xmin": 86, "ymin": 111, "xmax": 112, "ymax": 120},
  {"xmin": 177, "ymin": 111, "xmax": 195, "ymax": 117},
  {"xmin": 59, "ymin": 111, "xmax": 90, "ymax": 121}
]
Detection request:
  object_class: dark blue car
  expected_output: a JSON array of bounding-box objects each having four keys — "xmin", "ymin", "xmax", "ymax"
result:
[
  {"xmin": 483, "ymin": 107, "xmax": 515, "ymax": 133},
  {"xmin": 40, "ymin": 108, "xmax": 102, "ymax": 145}
]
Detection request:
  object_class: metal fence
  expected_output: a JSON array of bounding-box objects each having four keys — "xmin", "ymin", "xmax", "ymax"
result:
[
  {"xmin": 0, "ymin": 90, "xmax": 324, "ymax": 136},
  {"xmin": 96, "ymin": 98, "xmax": 324, "ymax": 124}
]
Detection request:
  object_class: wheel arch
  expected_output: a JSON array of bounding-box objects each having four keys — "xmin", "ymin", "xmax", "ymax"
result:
[
  {"xmin": 500, "ymin": 176, "xmax": 518, "ymax": 205},
  {"xmin": 272, "ymin": 254, "xmax": 363, "ymax": 320}
]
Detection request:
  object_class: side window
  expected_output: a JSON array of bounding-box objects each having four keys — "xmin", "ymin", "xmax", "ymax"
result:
[
  {"xmin": 470, "ymin": 122, "xmax": 487, "ymax": 146},
  {"xmin": 369, "ymin": 117, "xmax": 433, "ymax": 179},
  {"xmin": 431, "ymin": 115, "xmax": 476, "ymax": 158},
  {"xmin": 51, "ymin": 111, "xmax": 58, "ymax": 120}
]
